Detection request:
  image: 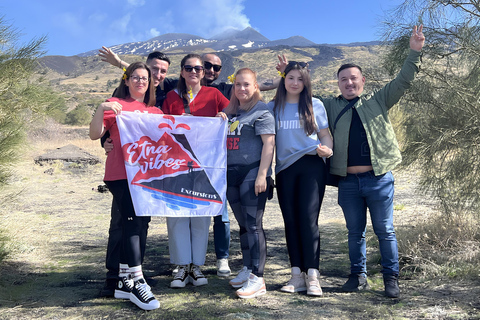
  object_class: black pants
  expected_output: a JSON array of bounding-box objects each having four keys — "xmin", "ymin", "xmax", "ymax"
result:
[
  {"xmin": 104, "ymin": 180, "xmax": 150, "ymax": 277},
  {"xmin": 227, "ymin": 178, "xmax": 270, "ymax": 277},
  {"xmin": 276, "ymin": 155, "xmax": 326, "ymax": 271}
]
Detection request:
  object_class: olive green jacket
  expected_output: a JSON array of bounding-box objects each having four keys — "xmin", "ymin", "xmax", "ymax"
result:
[{"xmin": 321, "ymin": 49, "xmax": 422, "ymax": 176}]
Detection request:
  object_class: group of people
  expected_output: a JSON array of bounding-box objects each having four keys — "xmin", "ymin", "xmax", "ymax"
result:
[{"xmin": 89, "ymin": 25, "xmax": 425, "ymax": 310}]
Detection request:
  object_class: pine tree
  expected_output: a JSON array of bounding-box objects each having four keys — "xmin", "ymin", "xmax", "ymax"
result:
[
  {"xmin": 381, "ymin": 1, "xmax": 480, "ymax": 215},
  {"xmin": 0, "ymin": 16, "xmax": 63, "ymax": 185}
]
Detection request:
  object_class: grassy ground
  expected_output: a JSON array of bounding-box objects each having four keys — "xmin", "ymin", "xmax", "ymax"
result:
[{"xmin": 0, "ymin": 125, "xmax": 479, "ymax": 319}]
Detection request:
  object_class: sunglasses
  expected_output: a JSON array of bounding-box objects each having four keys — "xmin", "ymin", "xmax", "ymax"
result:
[
  {"xmin": 204, "ymin": 61, "xmax": 222, "ymax": 72},
  {"xmin": 183, "ymin": 65, "xmax": 204, "ymax": 72},
  {"xmin": 288, "ymin": 61, "xmax": 308, "ymax": 68}
]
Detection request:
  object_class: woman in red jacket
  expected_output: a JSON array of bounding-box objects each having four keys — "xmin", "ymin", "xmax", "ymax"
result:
[{"xmin": 163, "ymin": 53, "xmax": 229, "ymax": 288}]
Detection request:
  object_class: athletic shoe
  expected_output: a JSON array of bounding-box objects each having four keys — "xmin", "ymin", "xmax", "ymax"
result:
[
  {"xmin": 384, "ymin": 274, "xmax": 400, "ymax": 298},
  {"xmin": 114, "ymin": 276, "xmax": 134, "ymax": 300},
  {"xmin": 305, "ymin": 269, "xmax": 323, "ymax": 296},
  {"xmin": 216, "ymin": 258, "xmax": 231, "ymax": 277},
  {"xmin": 281, "ymin": 267, "xmax": 307, "ymax": 293},
  {"xmin": 229, "ymin": 266, "xmax": 252, "ymax": 288},
  {"xmin": 342, "ymin": 273, "xmax": 370, "ymax": 292},
  {"xmin": 189, "ymin": 264, "xmax": 208, "ymax": 286},
  {"xmin": 236, "ymin": 274, "xmax": 266, "ymax": 299},
  {"xmin": 130, "ymin": 278, "xmax": 160, "ymax": 311},
  {"xmin": 170, "ymin": 265, "xmax": 190, "ymax": 288}
]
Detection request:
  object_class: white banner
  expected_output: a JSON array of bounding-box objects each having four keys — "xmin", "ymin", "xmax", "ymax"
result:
[{"xmin": 116, "ymin": 111, "xmax": 227, "ymax": 217}]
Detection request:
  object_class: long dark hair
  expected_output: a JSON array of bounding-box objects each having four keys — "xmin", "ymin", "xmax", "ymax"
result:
[
  {"xmin": 113, "ymin": 62, "xmax": 155, "ymax": 106},
  {"xmin": 177, "ymin": 53, "xmax": 203, "ymax": 103},
  {"xmin": 273, "ymin": 62, "xmax": 317, "ymax": 135}
]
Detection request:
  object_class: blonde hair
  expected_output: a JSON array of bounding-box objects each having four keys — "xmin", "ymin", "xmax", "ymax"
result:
[{"xmin": 224, "ymin": 68, "xmax": 262, "ymax": 115}]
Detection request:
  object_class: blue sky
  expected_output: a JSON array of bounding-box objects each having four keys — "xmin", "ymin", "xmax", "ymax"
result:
[{"xmin": 1, "ymin": 0, "xmax": 404, "ymax": 56}]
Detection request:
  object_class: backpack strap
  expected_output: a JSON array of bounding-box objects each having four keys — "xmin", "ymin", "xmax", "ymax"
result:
[{"xmin": 332, "ymin": 97, "xmax": 359, "ymax": 131}]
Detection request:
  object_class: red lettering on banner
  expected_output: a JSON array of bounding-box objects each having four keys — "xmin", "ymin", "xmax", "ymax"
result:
[{"xmin": 123, "ymin": 133, "xmax": 200, "ymax": 182}]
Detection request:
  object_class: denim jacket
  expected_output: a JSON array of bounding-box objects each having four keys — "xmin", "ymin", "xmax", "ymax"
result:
[{"xmin": 321, "ymin": 49, "xmax": 422, "ymax": 176}]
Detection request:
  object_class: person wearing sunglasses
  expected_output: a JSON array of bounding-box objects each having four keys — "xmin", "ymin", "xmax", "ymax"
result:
[
  {"xmin": 203, "ymin": 53, "xmax": 286, "ymax": 100},
  {"xmin": 162, "ymin": 53, "xmax": 230, "ymax": 289},
  {"xmin": 268, "ymin": 60, "xmax": 333, "ymax": 297},
  {"xmin": 89, "ymin": 62, "xmax": 162, "ymax": 310}
]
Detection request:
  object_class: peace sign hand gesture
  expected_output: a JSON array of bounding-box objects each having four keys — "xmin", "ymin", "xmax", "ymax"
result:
[{"xmin": 410, "ymin": 25, "xmax": 425, "ymax": 52}]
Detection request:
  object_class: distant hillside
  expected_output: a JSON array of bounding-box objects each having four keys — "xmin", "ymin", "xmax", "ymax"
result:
[
  {"xmin": 37, "ymin": 42, "xmax": 387, "ymax": 114},
  {"xmin": 75, "ymin": 27, "xmax": 379, "ymax": 57}
]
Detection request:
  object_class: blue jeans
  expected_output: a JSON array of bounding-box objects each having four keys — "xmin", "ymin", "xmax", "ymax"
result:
[
  {"xmin": 338, "ymin": 171, "xmax": 398, "ymax": 276},
  {"xmin": 213, "ymin": 203, "xmax": 230, "ymax": 259}
]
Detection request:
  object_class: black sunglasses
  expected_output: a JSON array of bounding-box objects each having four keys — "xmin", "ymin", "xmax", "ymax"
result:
[
  {"xmin": 204, "ymin": 61, "xmax": 222, "ymax": 72},
  {"xmin": 288, "ymin": 61, "xmax": 308, "ymax": 68},
  {"xmin": 183, "ymin": 65, "xmax": 204, "ymax": 72}
]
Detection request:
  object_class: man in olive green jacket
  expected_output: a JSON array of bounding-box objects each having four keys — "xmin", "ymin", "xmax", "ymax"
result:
[{"xmin": 320, "ymin": 25, "xmax": 425, "ymax": 298}]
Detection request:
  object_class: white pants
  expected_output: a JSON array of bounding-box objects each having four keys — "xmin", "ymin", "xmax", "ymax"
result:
[{"xmin": 167, "ymin": 216, "xmax": 211, "ymax": 266}]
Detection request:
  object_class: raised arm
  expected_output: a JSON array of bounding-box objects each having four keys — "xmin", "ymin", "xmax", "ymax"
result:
[
  {"xmin": 257, "ymin": 54, "xmax": 289, "ymax": 91},
  {"xmin": 98, "ymin": 46, "xmax": 129, "ymax": 69}
]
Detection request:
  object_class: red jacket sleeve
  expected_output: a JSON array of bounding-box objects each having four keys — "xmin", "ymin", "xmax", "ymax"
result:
[{"xmin": 163, "ymin": 91, "xmax": 184, "ymax": 115}]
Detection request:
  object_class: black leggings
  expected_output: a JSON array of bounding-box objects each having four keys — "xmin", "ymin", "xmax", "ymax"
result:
[
  {"xmin": 227, "ymin": 177, "xmax": 270, "ymax": 277},
  {"xmin": 276, "ymin": 155, "xmax": 326, "ymax": 271},
  {"xmin": 104, "ymin": 180, "xmax": 150, "ymax": 268},
  {"xmin": 105, "ymin": 198, "xmax": 150, "ymax": 279}
]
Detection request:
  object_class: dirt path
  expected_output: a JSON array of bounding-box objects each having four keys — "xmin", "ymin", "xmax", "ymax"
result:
[{"xmin": 0, "ymin": 129, "xmax": 479, "ymax": 319}]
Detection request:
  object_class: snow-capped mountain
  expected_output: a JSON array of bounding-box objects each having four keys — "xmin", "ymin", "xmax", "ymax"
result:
[{"xmin": 77, "ymin": 28, "xmax": 315, "ymax": 57}]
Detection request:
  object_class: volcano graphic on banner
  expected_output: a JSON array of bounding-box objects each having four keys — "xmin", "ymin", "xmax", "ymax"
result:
[
  {"xmin": 131, "ymin": 133, "xmax": 222, "ymax": 211},
  {"xmin": 117, "ymin": 112, "xmax": 227, "ymax": 217}
]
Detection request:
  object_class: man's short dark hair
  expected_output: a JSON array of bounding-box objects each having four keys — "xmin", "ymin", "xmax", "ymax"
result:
[
  {"xmin": 146, "ymin": 51, "xmax": 171, "ymax": 65},
  {"xmin": 337, "ymin": 63, "xmax": 362, "ymax": 77}
]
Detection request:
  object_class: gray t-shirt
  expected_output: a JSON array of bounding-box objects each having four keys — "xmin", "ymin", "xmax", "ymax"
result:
[
  {"xmin": 267, "ymin": 98, "xmax": 329, "ymax": 174},
  {"xmin": 227, "ymin": 101, "xmax": 275, "ymax": 181}
]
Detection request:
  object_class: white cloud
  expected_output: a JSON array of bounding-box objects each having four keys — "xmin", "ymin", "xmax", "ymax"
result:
[
  {"xmin": 175, "ymin": 0, "xmax": 250, "ymax": 38},
  {"xmin": 149, "ymin": 28, "xmax": 160, "ymax": 37}
]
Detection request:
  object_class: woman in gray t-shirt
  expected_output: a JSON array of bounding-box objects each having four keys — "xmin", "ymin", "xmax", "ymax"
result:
[
  {"xmin": 217, "ymin": 68, "xmax": 275, "ymax": 299},
  {"xmin": 268, "ymin": 61, "xmax": 333, "ymax": 296}
]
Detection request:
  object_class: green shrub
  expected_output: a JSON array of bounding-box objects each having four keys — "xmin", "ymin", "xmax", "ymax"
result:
[{"xmin": 65, "ymin": 105, "xmax": 92, "ymax": 126}]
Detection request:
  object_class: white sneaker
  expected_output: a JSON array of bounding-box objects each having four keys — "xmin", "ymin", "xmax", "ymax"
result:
[
  {"xmin": 189, "ymin": 264, "xmax": 208, "ymax": 286},
  {"xmin": 236, "ymin": 274, "xmax": 266, "ymax": 299},
  {"xmin": 305, "ymin": 268, "xmax": 323, "ymax": 296},
  {"xmin": 130, "ymin": 278, "xmax": 160, "ymax": 311},
  {"xmin": 216, "ymin": 258, "xmax": 231, "ymax": 277},
  {"xmin": 281, "ymin": 267, "xmax": 307, "ymax": 293},
  {"xmin": 229, "ymin": 266, "xmax": 252, "ymax": 288},
  {"xmin": 170, "ymin": 265, "xmax": 190, "ymax": 288}
]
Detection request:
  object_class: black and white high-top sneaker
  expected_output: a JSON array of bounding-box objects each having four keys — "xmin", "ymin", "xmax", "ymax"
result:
[
  {"xmin": 130, "ymin": 278, "xmax": 160, "ymax": 310},
  {"xmin": 114, "ymin": 276, "xmax": 134, "ymax": 300}
]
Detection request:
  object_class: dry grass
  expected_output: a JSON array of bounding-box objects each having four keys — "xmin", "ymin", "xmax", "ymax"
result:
[
  {"xmin": 398, "ymin": 213, "xmax": 480, "ymax": 279},
  {"xmin": 0, "ymin": 123, "xmax": 479, "ymax": 319}
]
